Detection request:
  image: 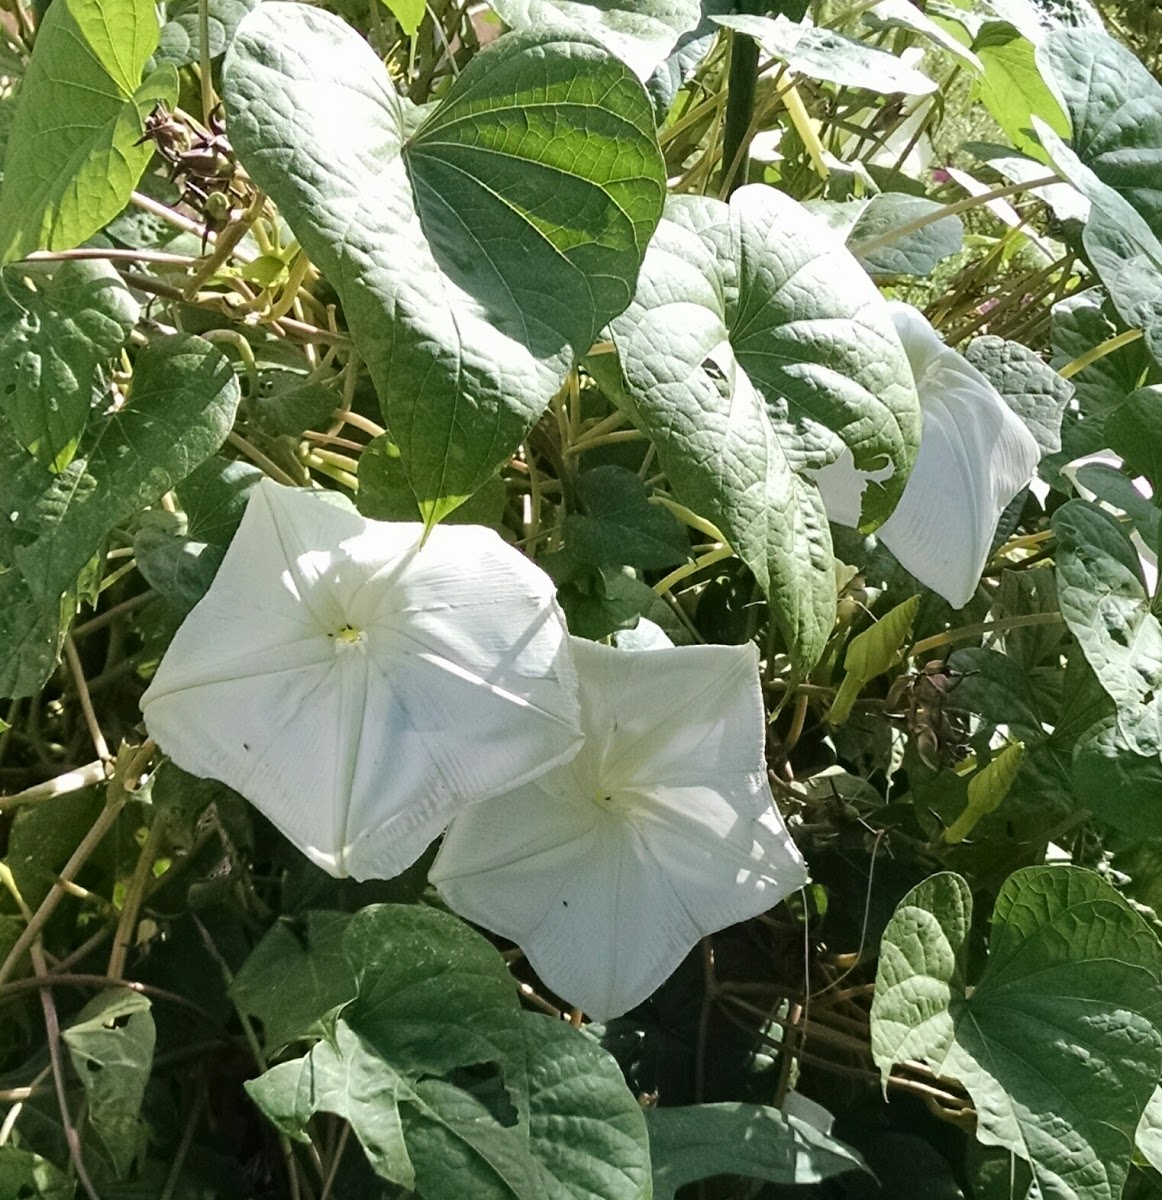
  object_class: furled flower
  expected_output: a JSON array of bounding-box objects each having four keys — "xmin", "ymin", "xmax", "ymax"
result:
[
  {"xmin": 812, "ymin": 302, "xmax": 1041, "ymax": 608},
  {"xmin": 429, "ymin": 637, "xmax": 808, "ymax": 1021},
  {"xmin": 141, "ymin": 479, "xmax": 582, "ymax": 880}
]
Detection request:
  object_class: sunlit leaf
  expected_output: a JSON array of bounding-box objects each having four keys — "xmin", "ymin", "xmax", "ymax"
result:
[
  {"xmin": 0, "ymin": 0, "xmax": 178, "ymax": 261},
  {"xmin": 0, "ymin": 334, "xmax": 240, "ymax": 697},
  {"xmin": 594, "ymin": 186, "xmax": 919, "ymax": 670},
  {"xmin": 716, "ymin": 13, "xmax": 936, "ymax": 95},
  {"xmin": 0, "ymin": 260, "xmax": 139, "ymax": 471},
  {"xmin": 872, "ymin": 867, "xmax": 1162, "ymax": 1200},
  {"xmin": 222, "ymin": 7, "xmax": 664, "ymax": 523},
  {"xmin": 62, "ymin": 989, "xmax": 155, "ymax": 1179},
  {"xmin": 489, "ymin": 0, "xmax": 700, "ymax": 79},
  {"xmin": 1052, "ymin": 499, "xmax": 1162, "ymax": 756}
]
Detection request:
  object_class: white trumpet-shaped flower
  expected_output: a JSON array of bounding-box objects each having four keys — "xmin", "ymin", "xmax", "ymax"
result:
[
  {"xmin": 141, "ymin": 479, "xmax": 583, "ymax": 881},
  {"xmin": 812, "ymin": 302, "xmax": 1041, "ymax": 609},
  {"xmin": 429, "ymin": 638, "xmax": 808, "ymax": 1021}
]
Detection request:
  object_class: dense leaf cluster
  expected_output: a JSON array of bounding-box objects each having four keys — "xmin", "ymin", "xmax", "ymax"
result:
[{"xmin": 0, "ymin": 0, "xmax": 1161, "ymax": 1197}]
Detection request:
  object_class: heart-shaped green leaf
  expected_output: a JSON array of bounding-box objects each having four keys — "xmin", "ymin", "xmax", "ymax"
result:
[
  {"xmin": 222, "ymin": 5, "xmax": 664, "ymax": 524},
  {"xmin": 0, "ymin": 334, "xmax": 240, "ymax": 697},
  {"xmin": 0, "ymin": 0, "xmax": 178, "ymax": 262},
  {"xmin": 595, "ymin": 186, "xmax": 920, "ymax": 670},
  {"xmin": 872, "ymin": 867, "xmax": 1162, "ymax": 1200},
  {"xmin": 1035, "ymin": 32, "xmax": 1162, "ymax": 364},
  {"xmin": 1052, "ymin": 499, "xmax": 1162, "ymax": 757},
  {"xmin": 242, "ymin": 903, "xmax": 650, "ymax": 1200},
  {"xmin": 1038, "ymin": 29, "xmax": 1162, "ymax": 237},
  {"xmin": 155, "ymin": 0, "xmax": 260, "ymax": 66},
  {"xmin": 0, "ymin": 261, "xmax": 139, "ymax": 471},
  {"xmin": 62, "ymin": 989, "xmax": 156, "ymax": 1179}
]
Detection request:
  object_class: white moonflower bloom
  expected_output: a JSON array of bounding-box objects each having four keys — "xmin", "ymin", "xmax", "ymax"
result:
[
  {"xmin": 141, "ymin": 479, "xmax": 583, "ymax": 880},
  {"xmin": 812, "ymin": 302, "xmax": 1041, "ymax": 609},
  {"xmin": 429, "ymin": 638, "xmax": 809, "ymax": 1021}
]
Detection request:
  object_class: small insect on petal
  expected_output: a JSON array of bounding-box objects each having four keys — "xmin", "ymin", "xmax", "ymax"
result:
[
  {"xmin": 141, "ymin": 480, "xmax": 583, "ymax": 880},
  {"xmin": 430, "ymin": 637, "xmax": 809, "ymax": 1021}
]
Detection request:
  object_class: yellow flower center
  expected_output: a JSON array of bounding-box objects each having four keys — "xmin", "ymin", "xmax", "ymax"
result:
[{"xmin": 331, "ymin": 623, "xmax": 368, "ymax": 653}]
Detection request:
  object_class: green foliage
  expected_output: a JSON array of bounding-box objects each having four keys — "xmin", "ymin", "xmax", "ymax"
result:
[
  {"xmin": 1, "ymin": 0, "xmax": 1161, "ymax": 1195},
  {"xmin": 1053, "ymin": 500, "xmax": 1162, "ymax": 755},
  {"xmin": 564, "ymin": 465, "xmax": 689, "ymax": 571},
  {"xmin": 0, "ymin": 335, "xmax": 240, "ymax": 694},
  {"xmin": 0, "ymin": 261, "xmax": 139, "ymax": 472},
  {"xmin": 646, "ymin": 1103, "xmax": 868, "ymax": 1198},
  {"xmin": 849, "ymin": 193, "xmax": 965, "ymax": 277},
  {"xmin": 62, "ymin": 988, "xmax": 156, "ymax": 1178},
  {"xmin": 873, "ymin": 868, "xmax": 1162, "ymax": 1200},
  {"xmin": 237, "ymin": 904, "xmax": 651, "ymax": 1198},
  {"xmin": 1037, "ymin": 29, "xmax": 1162, "ymax": 364},
  {"xmin": 598, "ymin": 188, "xmax": 920, "ymax": 670},
  {"xmin": 717, "ymin": 13, "xmax": 938, "ymax": 94},
  {"xmin": 973, "ymin": 20, "xmax": 1068, "ymax": 160},
  {"xmin": 488, "ymin": 0, "xmax": 701, "ymax": 79},
  {"xmin": 964, "ymin": 334, "xmax": 1073, "ymax": 453},
  {"xmin": 155, "ymin": 0, "xmax": 260, "ymax": 66},
  {"xmin": 0, "ymin": 0, "xmax": 178, "ymax": 262},
  {"xmin": 222, "ymin": 5, "xmax": 665, "ymax": 523}
]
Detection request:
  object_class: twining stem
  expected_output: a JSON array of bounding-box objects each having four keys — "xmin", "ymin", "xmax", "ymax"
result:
[
  {"xmin": 21, "ymin": 248, "xmax": 200, "ymax": 268},
  {"xmin": 783, "ymin": 80, "xmax": 829, "ymax": 180},
  {"xmin": 653, "ymin": 545, "xmax": 734, "ymax": 596},
  {"xmin": 185, "ymin": 189, "xmax": 268, "ymax": 296},
  {"xmin": 850, "ymin": 175, "xmax": 1061, "ymax": 259},
  {"xmin": 721, "ymin": 26, "xmax": 759, "ymax": 195},
  {"xmin": 333, "ymin": 408, "xmax": 384, "ymax": 440},
  {"xmin": 0, "ymin": 866, "xmax": 102, "ymax": 1196},
  {"xmin": 107, "ymin": 817, "xmax": 166, "ymax": 981},
  {"xmin": 123, "ymin": 271, "xmax": 350, "ymax": 347},
  {"xmin": 563, "ymin": 429, "xmax": 646, "ymax": 456},
  {"xmin": 130, "ymin": 191, "xmax": 216, "ymax": 246},
  {"xmin": 266, "ymin": 250, "xmax": 314, "ymax": 323},
  {"xmin": 0, "ymin": 761, "xmax": 108, "ymax": 813},
  {"xmin": 909, "ymin": 611, "xmax": 1064, "ymax": 658},
  {"xmin": 650, "ymin": 496, "xmax": 727, "ymax": 543},
  {"xmin": 34, "ymin": 940, "xmax": 104, "ymax": 1200},
  {"xmin": 0, "ymin": 740, "xmax": 155, "ymax": 988},
  {"xmin": 64, "ymin": 637, "xmax": 111, "ymax": 763},
  {"xmin": 0, "ymin": 807, "xmax": 124, "ymax": 989},
  {"xmin": 318, "ymin": 1122, "xmax": 351, "ymax": 1200},
  {"xmin": 1059, "ymin": 327, "xmax": 1144, "ymax": 379},
  {"xmin": 72, "ymin": 592, "xmax": 156, "ymax": 641},
  {"xmin": 226, "ymin": 430, "xmax": 299, "ymax": 486},
  {"xmin": 193, "ymin": 916, "xmax": 310, "ymax": 1200},
  {"xmin": 159, "ymin": 1082, "xmax": 207, "ymax": 1200},
  {"xmin": 0, "ymin": 975, "xmax": 214, "ymax": 1025},
  {"xmin": 198, "ymin": 0, "xmax": 213, "ymax": 127}
]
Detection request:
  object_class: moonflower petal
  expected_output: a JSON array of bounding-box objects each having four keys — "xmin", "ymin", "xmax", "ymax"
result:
[
  {"xmin": 141, "ymin": 479, "xmax": 583, "ymax": 880},
  {"xmin": 429, "ymin": 638, "xmax": 808, "ymax": 1021},
  {"xmin": 814, "ymin": 303, "xmax": 1041, "ymax": 608}
]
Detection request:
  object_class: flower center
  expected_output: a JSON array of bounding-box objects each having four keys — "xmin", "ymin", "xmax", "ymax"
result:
[
  {"xmin": 593, "ymin": 790, "xmax": 628, "ymax": 814},
  {"xmin": 330, "ymin": 623, "xmax": 368, "ymax": 654}
]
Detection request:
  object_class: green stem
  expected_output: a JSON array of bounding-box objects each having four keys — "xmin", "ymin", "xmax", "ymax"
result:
[
  {"xmin": 198, "ymin": 0, "xmax": 213, "ymax": 126},
  {"xmin": 1059, "ymin": 327, "xmax": 1143, "ymax": 380},
  {"xmin": 721, "ymin": 29, "xmax": 759, "ymax": 196},
  {"xmin": 654, "ymin": 545, "xmax": 734, "ymax": 596},
  {"xmin": 908, "ymin": 611, "xmax": 1063, "ymax": 659},
  {"xmin": 850, "ymin": 175, "xmax": 1061, "ymax": 259}
]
